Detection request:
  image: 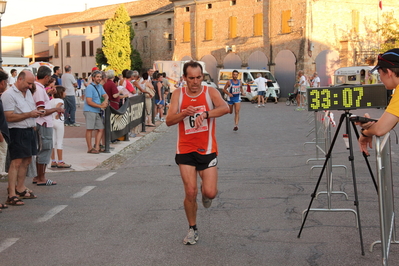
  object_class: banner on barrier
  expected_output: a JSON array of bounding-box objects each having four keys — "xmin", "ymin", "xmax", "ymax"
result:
[{"xmin": 108, "ymin": 95, "xmax": 145, "ymax": 140}]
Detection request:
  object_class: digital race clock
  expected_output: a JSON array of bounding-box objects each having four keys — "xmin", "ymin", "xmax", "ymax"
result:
[{"xmin": 307, "ymin": 84, "xmax": 387, "ymax": 111}]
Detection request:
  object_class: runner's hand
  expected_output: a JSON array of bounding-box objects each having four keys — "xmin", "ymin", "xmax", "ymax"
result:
[{"xmin": 194, "ymin": 112, "xmax": 206, "ymax": 129}]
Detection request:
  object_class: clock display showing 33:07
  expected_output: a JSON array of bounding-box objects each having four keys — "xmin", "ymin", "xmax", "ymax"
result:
[{"xmin": 306, "ymin": 84, "xmax": 388, "ymax": 111}]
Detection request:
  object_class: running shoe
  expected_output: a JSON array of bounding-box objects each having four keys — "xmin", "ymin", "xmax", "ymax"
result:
[
  {"xmin": 51, "ymin": 161, "xmax": 57, "ymax": 168},
  {"xmin": 201, "ymin": 184, "xmax": 213, "ymax": 208},
  {"xmin": 202, "ymin": 194, "xmax": 212, "ymax": 208},
  {"xmin": 183, "ymin": 228, "xmax": 199, "ymax": 245}
]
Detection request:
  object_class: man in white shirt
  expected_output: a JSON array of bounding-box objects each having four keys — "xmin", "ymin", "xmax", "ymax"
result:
[
  {"xmin": 311, "ymin": 72, "xmax": 321, "ymax": 87},
  {"xmin": 2, "ymin": 70, "xmax": 43, "ymax": 205},
  {"xmin": 61, "ymin": 65, "xmax": 79, "ymax": 126},
  {"xmin": 253, "ymin": 73, "xmax": 267, "ymax": 107}
]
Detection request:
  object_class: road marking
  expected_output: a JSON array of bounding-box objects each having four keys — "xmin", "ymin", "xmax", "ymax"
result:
[
  {"xmin": 96, "ymin": 172, "xmax": 116, "ymax": 181},
  {"xmin": 35, "ymin": 205, "xmax": 68, "ymax": 223},
  {"xmin": 71, "ymin": 186, "xmax": 96, "ymax": 198},
  {"xmin": 0, "ymin": 238, "xmax": 19, "ymax": 253}
]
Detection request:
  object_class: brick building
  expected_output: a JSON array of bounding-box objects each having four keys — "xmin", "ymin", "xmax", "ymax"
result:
[
  {"xmin": 170, "ymin": 0, "xmax": 399, "ymax": 97},
  {"xmin": 46, "ymin": 0, "xmax": 173, "ymax": 78}
]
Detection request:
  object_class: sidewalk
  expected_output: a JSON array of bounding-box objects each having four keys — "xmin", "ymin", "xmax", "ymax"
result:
[{"xmin": 48, "ymin": 104, "xmax": 164, "ymax": 172}]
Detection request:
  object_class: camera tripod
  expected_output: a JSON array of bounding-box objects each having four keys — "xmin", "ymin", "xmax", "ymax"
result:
[{"xmin": 297, "ymin": 109, "xmax": 377, "ymax": 255}]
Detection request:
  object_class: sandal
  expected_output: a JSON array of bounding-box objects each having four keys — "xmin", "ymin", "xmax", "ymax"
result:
[
  {"xmin": 16, "ymin": 188, "xmax": 37, "ymax": 199},
  {"xmin": 87, "ymin": 148, "xmax": 99, "ymax": 154},
  {"xmin": 0, "ymin": 203, "xmax": 7, "ymax": 209},
  {"xmin": 37, "ymin": 179, "xmax": 57, "ymax": 186},
  {"xmin": 5, "ymin": 196, "xmax": 24, "ymax": 206}
]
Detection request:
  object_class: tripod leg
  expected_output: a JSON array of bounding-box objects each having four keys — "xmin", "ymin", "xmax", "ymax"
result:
[
  {"xmin": 350, "ymin": 121, "xmax": 378, "ymax": 192},
  {"xmin": 298, "ymin": 112, "xmax": 346, "ymax": 238},
  {"xmin": 346, "ymin": 113, "xmax": 365, "ymax": 255}
]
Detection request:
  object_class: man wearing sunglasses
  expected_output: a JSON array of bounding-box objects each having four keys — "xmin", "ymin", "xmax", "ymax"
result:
[{"xmin": 357, "ymin": 48, "xmax": 399, "ymax": 154}]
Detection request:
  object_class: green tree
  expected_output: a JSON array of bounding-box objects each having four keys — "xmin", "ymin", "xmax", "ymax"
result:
[
  {"xmin": 376, "ymin": 12, "xmax": 399, "ymax": 53},
  {"xmin": 95, "ymin": 47, "xmax": 107, "ymax": 68},
  {"xmin": 102, "ymin": 4, "xmax": 131, "ymax": 75}
]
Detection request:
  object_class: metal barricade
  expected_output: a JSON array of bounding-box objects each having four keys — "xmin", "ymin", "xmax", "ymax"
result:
[
  {"xmin": 302, "ymin": 111, "xmax": 354, "ymax": 224},
  {"xmin": 370, "ymin": 133, "xmax": 399, "ymax": 266}
]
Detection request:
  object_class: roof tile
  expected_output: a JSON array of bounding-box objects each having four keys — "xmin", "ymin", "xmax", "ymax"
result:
[{"xmin": 2, "ymin": 0, "xmax": 173, "ymax": 37}]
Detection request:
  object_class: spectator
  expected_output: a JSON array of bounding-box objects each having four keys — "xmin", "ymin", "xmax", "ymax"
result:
[
  {"xmin": 162, "ymin": 72, "xmax": 171, "ymax": 114},
  {"xmin": 33, "ymin": 66, "xmax": 64, "ymax": 186},
  {"xmin": 84, "ymin": 67, "xmax": 99, "ymax": 88},
  {"xmin": 147, "ymin": 68, "xmax": 154, "ymax": 81},
  {"xmin": 84, "ymin": 70, "xmax": 109, "ymax": 154},
  {"xmin": 75, "ymin": 77, "xmax": 83, "ymax": 107},
  {"xmin": 174, "ymin": 76, "xmax": 185, "ymax": 90},
  {"xmin": 2, "ymin": 70, "xmax": 43, "ymax": 205},
  {"xmin": 8, "ymin": 69, "xmax": 17, "ymax": 88},
  {"xmin": 103, "ymin": 70, "xmax": 120, "ymax": 110},
  {"xmin": 45, "ymin": 77, "xmax": 56, "ymax": 100},
  {"xmin": 311, "ymin": 72, "xmax": 321, "ymax": 87},
  {"xmin": 49, "ymin": 85, "xmax": 70, "ymax": 168},
  {"xmin": 61, "ymin": 65, "xmax": 79, "ymax": 126},
  {"xmin": 0, "ymin": 71, "xmax": 9, "ymax": 184},
  {"xmin": 296, "ymin": 70, "xmax": 308, "ymax": 110},
  {"xmin": 131, "ymin": 71, "xmax": 145, "ymax": 136},
  {"xmin": 154, "ymin": 73, "xmax": 165, "ymax": 122},
  {"xmin": 252, "ymin": 73, "xmax": 268, "ymax": 107},
  {"xmin": 52, "ymin": 66, "xmax": 61, "ymax": 85},
  {"xmin": 140, "ymin": 72, "xmax": 155, "ymax": 126},
  {"xmin": 80, "ymin": 78, "xmax": 87, "ymax": 102}
]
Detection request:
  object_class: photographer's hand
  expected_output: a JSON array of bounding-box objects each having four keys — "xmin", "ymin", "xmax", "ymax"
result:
[{"xmin": 358, "ymin": 135, "xmax": 373, "ymax": 156}]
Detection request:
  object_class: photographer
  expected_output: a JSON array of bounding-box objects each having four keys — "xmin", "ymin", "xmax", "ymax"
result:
[{"xmin": 358, "ymin": 49, "xmax": 399, "ymax": 155}]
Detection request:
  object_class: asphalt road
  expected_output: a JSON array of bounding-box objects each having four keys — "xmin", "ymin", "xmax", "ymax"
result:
[{"xmin": 0, "ymin": 100, "xmax": 397, "ymax": 266}]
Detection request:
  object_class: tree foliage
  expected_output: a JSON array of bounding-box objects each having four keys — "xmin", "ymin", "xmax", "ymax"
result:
[
  {"xmin": 95, "ymin": 47, "xmax": 107, "ymax": 68},
  {"xmin": 376, "ymin": 12, "xmax": 399, "ymax": 53},
  {"xmin": 102, "ymin": 4, "xmax": 132, "ymax": 75}
]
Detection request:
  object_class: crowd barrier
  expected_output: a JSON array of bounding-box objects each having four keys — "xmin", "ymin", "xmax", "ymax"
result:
[
  {"xmin": 370, "ymin": 133, "xmax": 399, "ymax": 266},
  {"xmin": 103, "ymin": 94, "xmax": 146, "ymax": 153}
]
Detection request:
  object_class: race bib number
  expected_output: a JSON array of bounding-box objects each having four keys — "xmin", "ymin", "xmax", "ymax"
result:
[
  {"xmin": 183, "ymin": 105, "xmax": 209, "ymax": 134},
  {"xmin": 231, "ymin": 85, "xmax": 240, "ymax": 95}
]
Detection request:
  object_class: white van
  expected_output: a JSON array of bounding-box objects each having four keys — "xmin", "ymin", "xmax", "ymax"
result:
[
  {"xmin": 334, "ymin": 66, "xmax": 380, "ymax": 86},
  {"xmin": 218, "ymin": 69, "xmax": 280, "ymax": 101}
]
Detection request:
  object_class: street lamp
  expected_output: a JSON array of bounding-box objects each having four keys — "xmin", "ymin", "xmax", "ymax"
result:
[
  {"xmin": 0, "ymin": 1, "xmax": 7, "ymax": 68},
  {"xmin": 287, "ymin": 17, "xmax": 295, "ymax": 31}
]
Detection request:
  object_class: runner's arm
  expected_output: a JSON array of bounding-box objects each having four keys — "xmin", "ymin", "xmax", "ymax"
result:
[{"xmin": 223, "ymin": 81, "xmax": 233, "ymax": 97}]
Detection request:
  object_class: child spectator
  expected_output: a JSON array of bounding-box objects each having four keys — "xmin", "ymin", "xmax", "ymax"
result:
[{"xmin": 49, "ymin": 86, "xmax": 71, "ymax": 168}]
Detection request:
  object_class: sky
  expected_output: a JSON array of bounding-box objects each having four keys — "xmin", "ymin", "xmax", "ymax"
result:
[{"xmin": 2, "ymin": 0, "xmax": 136, "ymax": 26}]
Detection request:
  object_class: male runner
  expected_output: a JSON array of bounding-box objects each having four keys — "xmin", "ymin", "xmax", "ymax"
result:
[
  {"xmin": 223, "ymin": 70, "xmax": 245, "ymax": 131},
  {"xmin": 166, "ymin": 61, "xmax": 229, "ymax": 245}
]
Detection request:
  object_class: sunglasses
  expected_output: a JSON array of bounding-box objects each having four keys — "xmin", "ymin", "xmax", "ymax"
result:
[{"xmin": 378, "ymin": 52, "xmax": 399, "ymax": 66}]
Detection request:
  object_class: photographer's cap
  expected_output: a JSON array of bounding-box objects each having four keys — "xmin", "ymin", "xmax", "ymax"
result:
[{"xmin": 371, "ymin": 48, "xmax": 399, "ymax": 72}]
